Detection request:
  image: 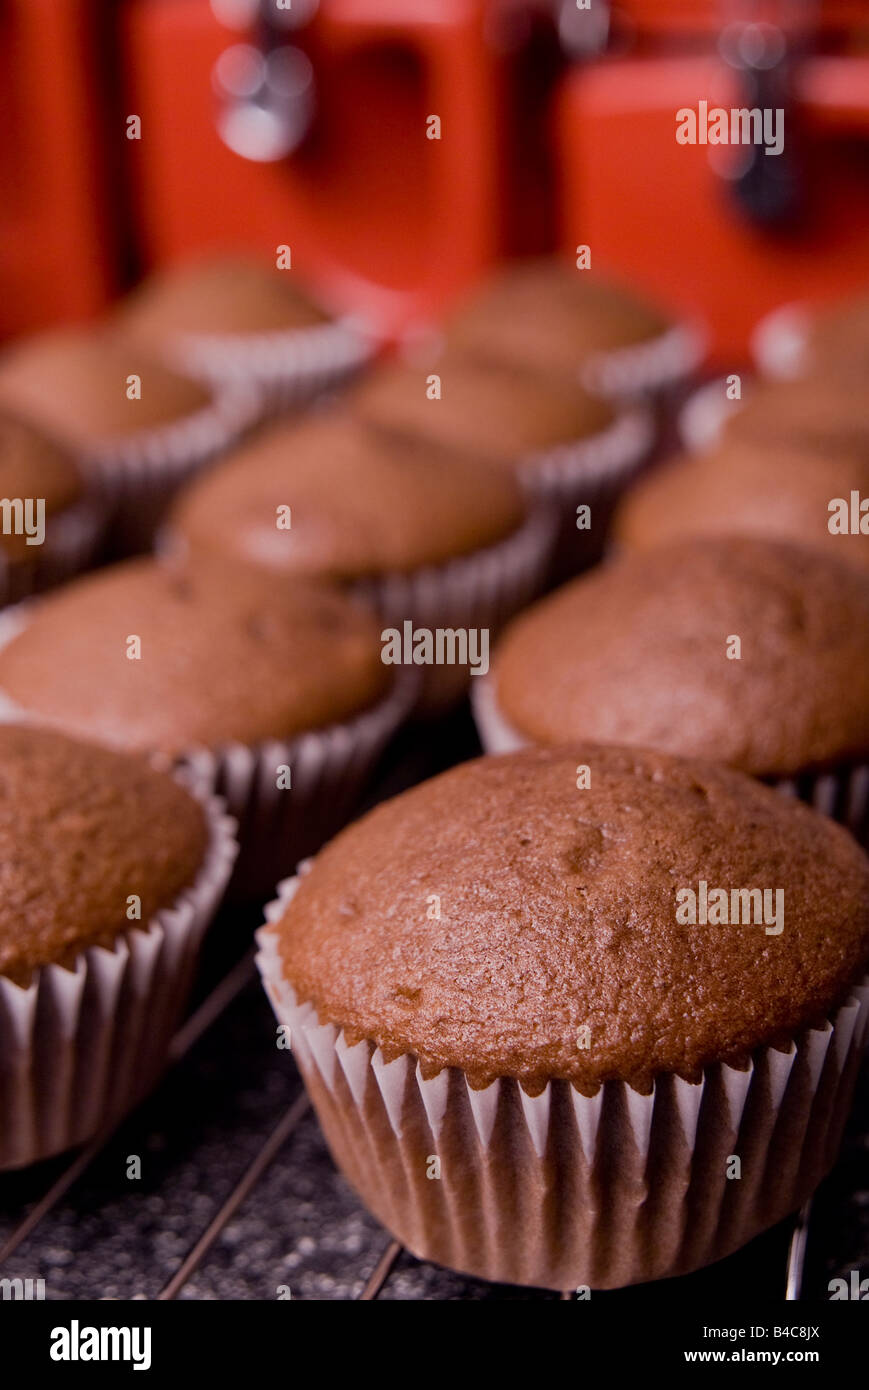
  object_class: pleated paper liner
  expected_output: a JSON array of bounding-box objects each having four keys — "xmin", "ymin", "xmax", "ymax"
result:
[
  {"xmin": 348, "ymin": 503, "xmax": 558, "ymax": 715},
  {"xmin": 175, "ymin": 669, "xmax": 418, "ymax": 901},
  {"xmin": 517, "ymin": 405, "xmax": 654, "ymax": 583},
  {"xmin": 677, "ymin": 375, "xmax": 743, "ymax": 453},
  {"xmin": 471, "ymin": 675, "xmax": 869, "ymax": 847},
  {"xmin": 0, "ymin": 777, "xmax": 237, "ymax": 1171},
  {"xmin": 751, "ymin": 303, "xmax": 813, "ymax": 381},
  {"xmin": 257, "ymin": 874, "xmax": 869, "ymax": 1290},
  {"xmin": 0, "ymin": 492, "xmax": 107, "ymax": 608},
  {"xmin": 161, "ymin": 316, "xmax": 377, "ymax": 420},
  {"xmin": 82, "ymin": 377, "xmax": 261, "ymax": 556},
  {"xmin": 581, "ymin": 320, "xmax": 707, "ymax": 402}
]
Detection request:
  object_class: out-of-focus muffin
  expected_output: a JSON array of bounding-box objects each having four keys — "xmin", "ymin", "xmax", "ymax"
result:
[
  {"xmin": 118, "ymin": 256, "xmax": 374, "ymax": 409},
  {"xmin": 615, "ymin": 439, "xmax": 869, "ymax": 572}
]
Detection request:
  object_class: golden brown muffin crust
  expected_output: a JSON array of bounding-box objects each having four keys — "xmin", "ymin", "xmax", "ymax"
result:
[
  {"xmin": 350, "ymin": 352, "xmax": 615, "ymax": 466},
  {"xmin": 0, "ymin": 328, "xmax": 213, "ymax": 448},
  {"xmin": 0, "ymin": 413, "xmax": 84, "ymax": 560},
  {"xmin": 275, "ymin": 745, "xmax": 869, "ymax": 1093},
  {"xmin": 0, "ymin": 724, "xmax": 207, "ymax": 986},
  {"xmin": 615, "ymin": 441, "xmax": 869, "ymax": 572},
  {"xmin": 445, "ymin": 258, "xmax": 671, "ymax": 374},
  {"xmin": 493, "ymin": 538, "xmax": 869, "ymax": 777},
  {"xmin": 0, "ymin": 559, "xmax": 391, "ymax": 755},
  {"xmin": 119, "ymin": 257, "xmax": 331, "ymax": 340},
  {"xmin": 169, "ymin": 413, "xmax": 526, "ymax": 580}
]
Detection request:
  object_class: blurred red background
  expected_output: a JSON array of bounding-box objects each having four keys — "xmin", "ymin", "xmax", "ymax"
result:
[{"xmin": 3, "ymin": 0, "xmax": 869, "ymax": 360}]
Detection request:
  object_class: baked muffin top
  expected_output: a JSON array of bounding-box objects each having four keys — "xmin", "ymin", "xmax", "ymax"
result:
[
  {"xmin": 492, "ymin": 538, "xmax": 869, "ymax": 778},
  {"xmin": 801, "ymin": 291, "xmax": 869, "ymax": 374},
  {"xmin": 274, "ymin": 744, "xmax": 869, "ymax": 1094},
  {"xmin": 0, "ymin": 413, "xmax": 85, "ymax": 560},
  {"xmin": 0, "ymin": 724, "xmax": 207, "ymax": 987},
  {"xmin": 615, "ymin": 440, "xmax": 869, "ymax": 572},
  {"xmin": 168, "ymin": 413, "xmax": 526, "ymax": 580},
  {"xmin": 350, "ymin": 352, "xmax": 615, "ymax": 466},
  {"xmin": 444, "ymin": 258, "xmax": 672, "ymax": 375},
  {"xmin": 0, "ymin": 327, "xmax": 213, "ymax": 449},
  {"xmin": 722, "ymin": 376, "xmax": 869, "ymax": 452},
  {"xmin": 0, "ymin": 558, "xmax": 391, "ymax": 755},
  {"xmin": 119, "ymin": 256, "xmax": 332, "ymax": 340}
]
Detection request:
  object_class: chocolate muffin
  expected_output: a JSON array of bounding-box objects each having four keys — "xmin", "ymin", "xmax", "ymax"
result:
[
  {"xmin": 168, "ymin": 412, "xmax": 526, "ymax": 581},
  {"xmin": 445, "ymin": 258, "xmax": 678, "ymax": 383},
  {"xmin": 258, "ymin": 744, "xmax": 869, "ymax": 1288},
  {"xmin": 721, "ymin": 376, "xmax": 869, "ymax": 455},
  {"xmin": 351, "ymin": 352, "xmax": 616, "ymax": 468},
  {"xmin": 0, "ymin": 559, "xmax": 408, "ymax": 895},
  {"xmin": 0, "ymin": 327, "xmax": 214, "ymax": 449},
  {"xmin": 478, "ymin": 538, "xmax": 869, "ymax": 838},
  {"xmin": 119, "ymin": 256, "xmax": 373, "ymax": 410},
  {"xmin": 0, "ymin": 723, "xmax": 235, "ymax": 1168},
  {"xmin": 165, "ymin": 413, "xmax": 554, "ymax": 710},
  {"xmin": 804, "ymin": 291, "xmax": 869, "ymax": 374},
  {"xmin": 0, "ymin": 412, "xmax": 104, "ymax": 599},
  {"xmin": 0, "ymin": 325, "xmax": 255, "ymax": 553},
  {"xmin": 121, "ymin": 257, "xmax": 333, "ymax": 339},
  {"xmin": 615, "ymin": 440, "xmax": 869, "ymax": 573},
  {"xmin": 349, "ymin": 354, "xmax": 650, "ymax": 579},
  {"xmin": 754, "ymin": 293, "xmax": 869, "ymax": 383}
]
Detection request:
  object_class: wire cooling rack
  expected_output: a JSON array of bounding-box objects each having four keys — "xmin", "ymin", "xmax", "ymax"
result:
[{"xmin": 1, "ymin": 709, "xmax": 866, "ymax": 1302}]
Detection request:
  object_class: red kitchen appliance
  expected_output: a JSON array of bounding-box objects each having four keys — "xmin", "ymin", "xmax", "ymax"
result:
[
  {"xmin": 3, "ymin": 0, "xmax": 869, "ymax": 357},
  {"xmin": 122, "ymin": 0, "xmax": 515, "ymax": 337},
  {"xmin": 0, "ymin": 0, "xmax": 118, "ymax": 336},
  {"xmin": 554, "ymin": 0, "xmax": 869, "ymax": 360}
]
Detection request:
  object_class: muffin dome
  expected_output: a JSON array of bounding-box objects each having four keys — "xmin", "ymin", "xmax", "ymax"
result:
[
  {"xmin": 0, "ymin": 327, "xmax": 213, "ymax": 448},
  {"xmin": 0, "ymin": 558, "xmax": 390, "ymax": 755},
  {"xmin": 722, "ymin": 376, "xmax": 869, "ymax": 453},
  {"xmin": 168, "ymin": 413, "xmax": 526, "ymax": 580},
  {"xmin": 350, "ymin": 352, "xmax": 615, "ymax": 467},
  {"xmin": 0, "ymin": 723, "xmax": 207, "ymax": 986},
  {"xmin": 275, "ymin": 744, "xmax": 869, "ymax": 1094},
  {"xmin": 444, "ymin": 258, "xmax": 672, "ymax": 375},
  {"xmin": 799, "ymin": 292, "xmax": 869, "ymax": 376},
  {"xmin": 0, "ymin": 413, "xmax": 84, "ymax": 561},
  {"xmin": 119, "ymin": 256, "xmax": 331, "ymax": 340},
  {"xmin": 490, "ymin": 538, "xmax": 869, "ymax": 778},
  {"xmin": 615, "ymin": 441, "xmax": 869, "ymax": 572}
]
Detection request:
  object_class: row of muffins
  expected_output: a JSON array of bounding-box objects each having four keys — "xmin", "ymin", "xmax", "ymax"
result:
[
  {"xmin": 0, "ymin": 255, "xmax": 690, "ymax": 572},
  {"xmin": 255, "ymin": 284, "xmax": 869, "ymax": 1288},
  {"xmin": 0, "ymin": 255, "xmax": 690, "ymax": 1179},
  {"xmin": 2, "ymin": 264, "xmax": 868, "ymax": 1296}
]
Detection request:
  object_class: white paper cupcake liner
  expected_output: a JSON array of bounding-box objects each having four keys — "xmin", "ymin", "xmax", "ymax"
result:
[
  {"xmin": 581, "ymin": 320, "xmax": 707, "ymax": 401},
  {"xmin": 0, "ymin": 493, "xmax": 107, "ymax": 608},
  {"xmin": 751, "ymin": 303, "xmax": 812, "ymax": 380},
  {"xmin": 472, "ymin": 675, "xmax": 869, "ymax": 846},
  {"xmin": 82, "ymin": 379, "xmax": 261, "ymax": 555},
  {"xmin": 257, "ymin": 874, "xmax": 869, "ymax": 1289},
  {"xmin": 163, "ymin": 316, "xmax": 377, "ymax": 420},
  {"xmin": 677, "ymin": 375, "xmax": 747, "ymax": 453},
  {"xmin": 175, "ymin": 669, "xmax": 418, "ymax": 900},
  {"xmin": 349, "ymin": 503, "xmax": 557, "ymax": 715},
  {"xmin": 519, "ymin": 405, "xmax": 654, "ymax": 581},
  {"xmin": 0, "ymin": 779, "xmax": 237, "ymax": 1171}
]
